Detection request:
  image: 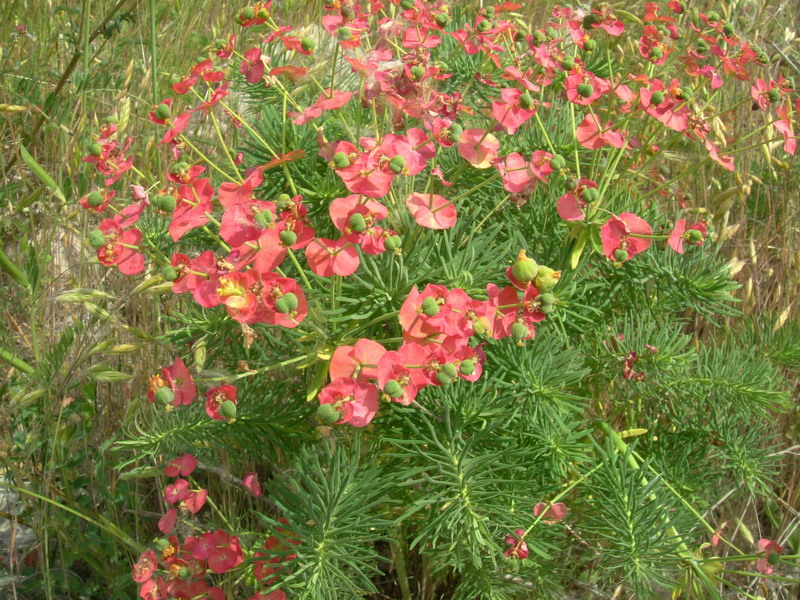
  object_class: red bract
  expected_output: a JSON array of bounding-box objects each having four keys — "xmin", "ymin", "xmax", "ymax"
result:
[
  {"xmin": 160, "ymin": 111, "xmax": 192, "ymax": 145},
  {"xmin": 260, "ymin": 273, "xmax": 308, "ymax": 328},
  {"xmin": 492, "ymin": 88, "xmax": 536, "ymax": 135},
  {"xmin": 668, "ymin": 218, "xmax": 708, "ymax": 254},
  {"xmin": 556, "ymin": 178, "xmax": 597, "ymax": 222},
  {"xmin": 305, "ymin": 238, "xmax": 360, "ymax": 276},
  {"xmin": 132, "ymin": 550, "xmax": 157, "ymax": 583},
  {"xmin": 576, "ymin": 113, "xmax": 625, "ymax": 149},
  {"xmin": 756, "ymin": 539, "xmax": 782, "ymax": 575},
  {"xmin": 406, "ymin": 192, "xmax": 456, "ymax": 229},
  {"xmin": 330, "ymin": 338, "xmax": 387, "ymax": 382},
  {"xmin": 318, "ymin": 377, "xmax": 379, "ymax": 427},
  {"xmin": 495, "ymin": 152, "xmax": 531, "ymax": 193},
  {"xmin": 95, "ymin": 216, "xmax": 145, "ymax": 275},
  {"xmin": 600, "ymin": 212, "xmax": 653, "ymax": 262},
  {"xmin": 205, "ymin": 384, "xmax": 237, "ymax": 420},
  {"xmin": 504, "ymin": 529, "xmax": 528, "ymax": 559},
  {"xmin": 533, "ymin": 502, "xmax": 568, "ymax": 524},
  {"xmin": 240, "ymin": 47, "xmax": 266, "ymax": 84},
  {"xmin": 79, "ymin": 188, "xmax": 114, "ymax": 213},
  {"xmin": 169, "ymin": 178, "xmax": 215, "ymax": 241},
  {"xmin": 458, "ymin": 129, "xmax": 500, "ymax": 168},
  {"xmin": 165, "ymin": 454, "xmax": 197, "ymax": 477},
  {"xmin": 243, "ymin": 472, "xmax": 262, "ymax": 496}
]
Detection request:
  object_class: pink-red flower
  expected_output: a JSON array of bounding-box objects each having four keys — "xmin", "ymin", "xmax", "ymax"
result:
[
  {"xmin": 406, "ymin": 192, "xmax": 456, "ymax": 229},
  {"xmin": 318, "ymin": 377, "xmax": 379, "ymax": 427},
  {"xmin": 458, "ymin": 129, "xmax": 500, "ymax": 168},
  {"xmin": 504, "ymin": 529, "xmax": 528, "ymax": 559},
  {"xmin": 756, "ymin": 538, "xmax": 782, "ymax": 575},
  {"xmin": 600, "ymin": 212, "xmax": 653, "ymax": 262}
]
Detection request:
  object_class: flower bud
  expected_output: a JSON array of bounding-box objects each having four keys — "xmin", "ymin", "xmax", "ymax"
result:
[
  {"xmin": 410, "ymin": 65, "xmax": 426, "ymax": 81},
  {"xmin": 154, "ymin": 386, "xmax": 175, "ymax": 405},
  {"xmin": 582, "ymin": 187, "xmax": 599, "ymax": 203},
  {"xmin": 316, "ymin": 403, "xmax": 341, "ymax": 424},
  {"xmin": 163, "ymin": 266, "xmax": 179, "ymax": 281},
  {"xmin": 560, "ymin": 57, "xmax": 575, "ymax": 71},
  {"xmin": 649, "ymin": 47, "xmax": 663, "ymax": 61},
  {"xmin": 614, "ymin": 249, "xmax": 628, "ymax": 262},
  {"xmin": 88, "ymin": 229, "xmax": 107, "ymax": 248},
  {"xmin": 534, "ymin": 266, "xmax": 561, "ymax": 291},
  {"xmin": 460, "ymin": 359, "xmax": 475, "ymax": 376},
  {"xmin": 279, "ymin": 229, "xmax": 297, "ymax": 246},
  {"xmin": 583, "ymin": 39, "xmax": 597, "ymax": 52},
  {"xmin": 421, "ymin": 296, "xmax": 440, "ymax": 316},
  {"xmin": 511, "ymin": 250, "xmax": 538, "ymax": 283},
  {"xmin": 550, "ymin": 154, "xmax": 566, "ymax": 170},
  {"xmin": 219, "ymin": 400, "xmax": 237, "ymax": 419},
  {"xmin": 650, "ymin": 90, "xmax": 665, "ymax": 105},
  {"xmin": 768, "ymin": 88, "xmax": 781, "ymax": 103},
  {"xmin": 511, "ymin": 322, "xmax": 529, "ymax": 343},
  {"xmin": 384, "ymin": 379, "xmax": 404, "ymax": 398},
  {"xmin": 301, "ymin": 37, "xmax": 315, "ymax": 52},
  {"xmin": 385, "ymin": 235, "xmax": 402, "ymax": 250},
  {"xmin": 87, "ymin": 190, "xmax": 104, "ymax": 207},
  {"xmin": 254, "ymin": 208, "xmax": 274, "ymax": 228},
  {"xmin": 332, "ymin": 151, "xmax": 350, "ymax": 169},
  {"xmin": 389, "ymin": 155, "xmax": 406, "ymax": 173},
  {"xmin": 768, "ymin": 551, "xmax": 780, "ymax": 566},
  {"xmin": 155, "ymin": 103, "xmax": 170, "ymax": 120},
  {"xmin": 349, "ymin": 212, "xmax": 368, "ymax": 232},
  {"xmin": 88, "ymin": 141, "xmax": 103, "ymax": 157},
  {"xmin": 539, "ymin": 292, "xmax": 556, "ymax": 305},
  {"xmin": 519, "ymin": 92, "xmax": 534, "ymax": 109}
]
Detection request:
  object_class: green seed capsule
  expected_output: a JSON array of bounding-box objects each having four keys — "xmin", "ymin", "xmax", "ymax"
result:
[
  {"xmin": 550, "ymin": 154, "xmax": 566, "ymax": 170},
  {"xmin": 436, "ymin": 372, "xmax": 452, "ymax": 385},
  {"xmin": 282, "ymin": 292, "xmax": 299, "ymax": 311},
  {"xmin": 545, "ymin": 27, "xmax": 558, "ymax": 39},
  {"xmin": 410, "ymin": 65, "xmax": 426, "ymax": 81},
  {"xmin": 511, "ymin": 322, "xmax": 529, "ymax": 342},
  {"xmin": 696, "ymin": 40, "xmax": 709, "ymax": 54},
  {"xmin": 540, "ymin": 304, "xmax": 555, "ymax": 315},
  {"xmin": 274, "ymin": 297, "xmax": 291, "ymax": 314},
  {"xmin": 650, "ymin": 90, "xmax": 665, "ymax": 105},
  {"xmin": 435, "ymin": 13, "xmax": 449, "ymax": 27},
  {"xmin": 254, "ymin": 209, "xmax": 274, "ymax": 228},
  {"xmin": 88, "ymin": 229, "xmax": 106, "ymax": 248},
  {"xmin": 400, "ymin": 0, "xmax": 415, "ymax": 8},
  {"xmin": 582, "ymin": 187, "xmax": 599, "ymax": 203},
  {"xmin": 301, "ymin": 37, "xmax": 315, "ymax": 52},
  {"xmin": 349, "ymin": 213, "xmax": 367, "ymax": 232},
  {"xmin": 561, "ymin": 57, "xmax": 575, "ymax": 71},
  {"xmin": 421, "ymin": 296, "xmax": 440, "ymax": 317},
  {"xmin": 219, "ymin": 400, "xmax": 237, "ymax": 419},
  {"xmin": 157, "ymin": 194, "xmax": 177, "ymax": 212},
  {"xmin": 532, "ymin": 30, "xmax": 546, "ymax": 45},
  {"xmin": 442, "ymin": 363, "xmax": 458, "ymax": 378},
  {"xmin": 316, "ymin": 403, "xmax": 340, "ymax": 424},
  {"xmin": 257, "ymin": 7, "xmax": 269, "ymax": 19},
  {"xmin": 534, "ymin": 266, "xmax": 560, "ymax": 291},
  {"xmin": 333, "ymin": 152, "xmax": 350, "ymax": 169},
  {"xmin": 767, "ymin": 88, "xmax": 781, "ymax": 103},
  {"xmin": 614, "ymin": 249, "xmax": 628, "ymax": 262},
  {"xmin": 707, "ymin": 11, "xmax": 720, "ymax": 22},
  {"xmin": 155, "ymin": 103, "xmax": 170, "ymax": 120},
  {"xmin": 178, "ymin": 567, "xmax": 191, "ymax": 580},
  {"xmin": 577, "ymin": 83, "xmax": 594, "ymax": 98},
  {"xmin": 649, "ymin": 47, "xmax": 663, "ymax": 61},
  {"xmin": 520, "ymin": 92, "xmax": 534, "ymax": 109},
  {"xmin": 241, "ymin": 7, "xmax": 255, "ymax": 20},
  {"xmin": 154, "ymin": 386, "xmax": 175, "ymax": 405},
  {"xmin": 279, "ymin": 230, "xmax": 297, "ymax": 246},
  {"xmin": 163, "ymin": 266, "xmax": 179, "ymax": 281},
  {"xmin": 337, "ymin": 27, "xmax": 351, "ymax": 40},
  {"xmin": 389, "ymin": 155, "xmax": 406, "ymax": 173},
  {"xmin": 384, "ymin": 380, "xmax": 403, "ymax": 398},
  {"xmin": 539, "ymin": 292, "xmax": 556, "ymax": 305},
  {"xmin": 511, "ymin": 251, "xmax": 538, "ymax": 282},
  {"xmin": 583, "ymin": 39, "xmax": 597, "ymax": 52},
  {"xmin": 448, "ymin": 122, "xmax": 463, "ymax": 142},
  {"xmin": 87, "ymin": 190, "xmax": 104, "ymax": 207},
  {"xmin": 459, "ymin": 359, "xmax": 475, "ymax": 376},
  {"xmin": 89, "ymin": 142, "xmax": 103, "ymax": 157},
  {"xmin": 477, "ymin": 19, "xmax": 491, "ymax": 33},
  {"xmin": 722, "ymin": 23, "xmax": 734, "ymax": 37},
  {"xmin": 341, "ymin": 5, "xmax": 355, "ymax": 18},
  {"xmin": 385, "ymin": 235, "xmax": 402, "ymax": 250},
  {"xmin": 687, "ymin": 228, "xmax": 703, "ymax": 243}
]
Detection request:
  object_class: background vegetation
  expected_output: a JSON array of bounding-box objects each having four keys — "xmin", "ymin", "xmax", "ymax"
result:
[{"xmin": 1, "ymin": 0, "xmax": 800, "ymax": 598}]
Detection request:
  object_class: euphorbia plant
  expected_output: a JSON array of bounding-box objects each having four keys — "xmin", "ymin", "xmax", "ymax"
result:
[{"xmin": 77, "ymin": 0, "xmax": 800, "ymax": 598}]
